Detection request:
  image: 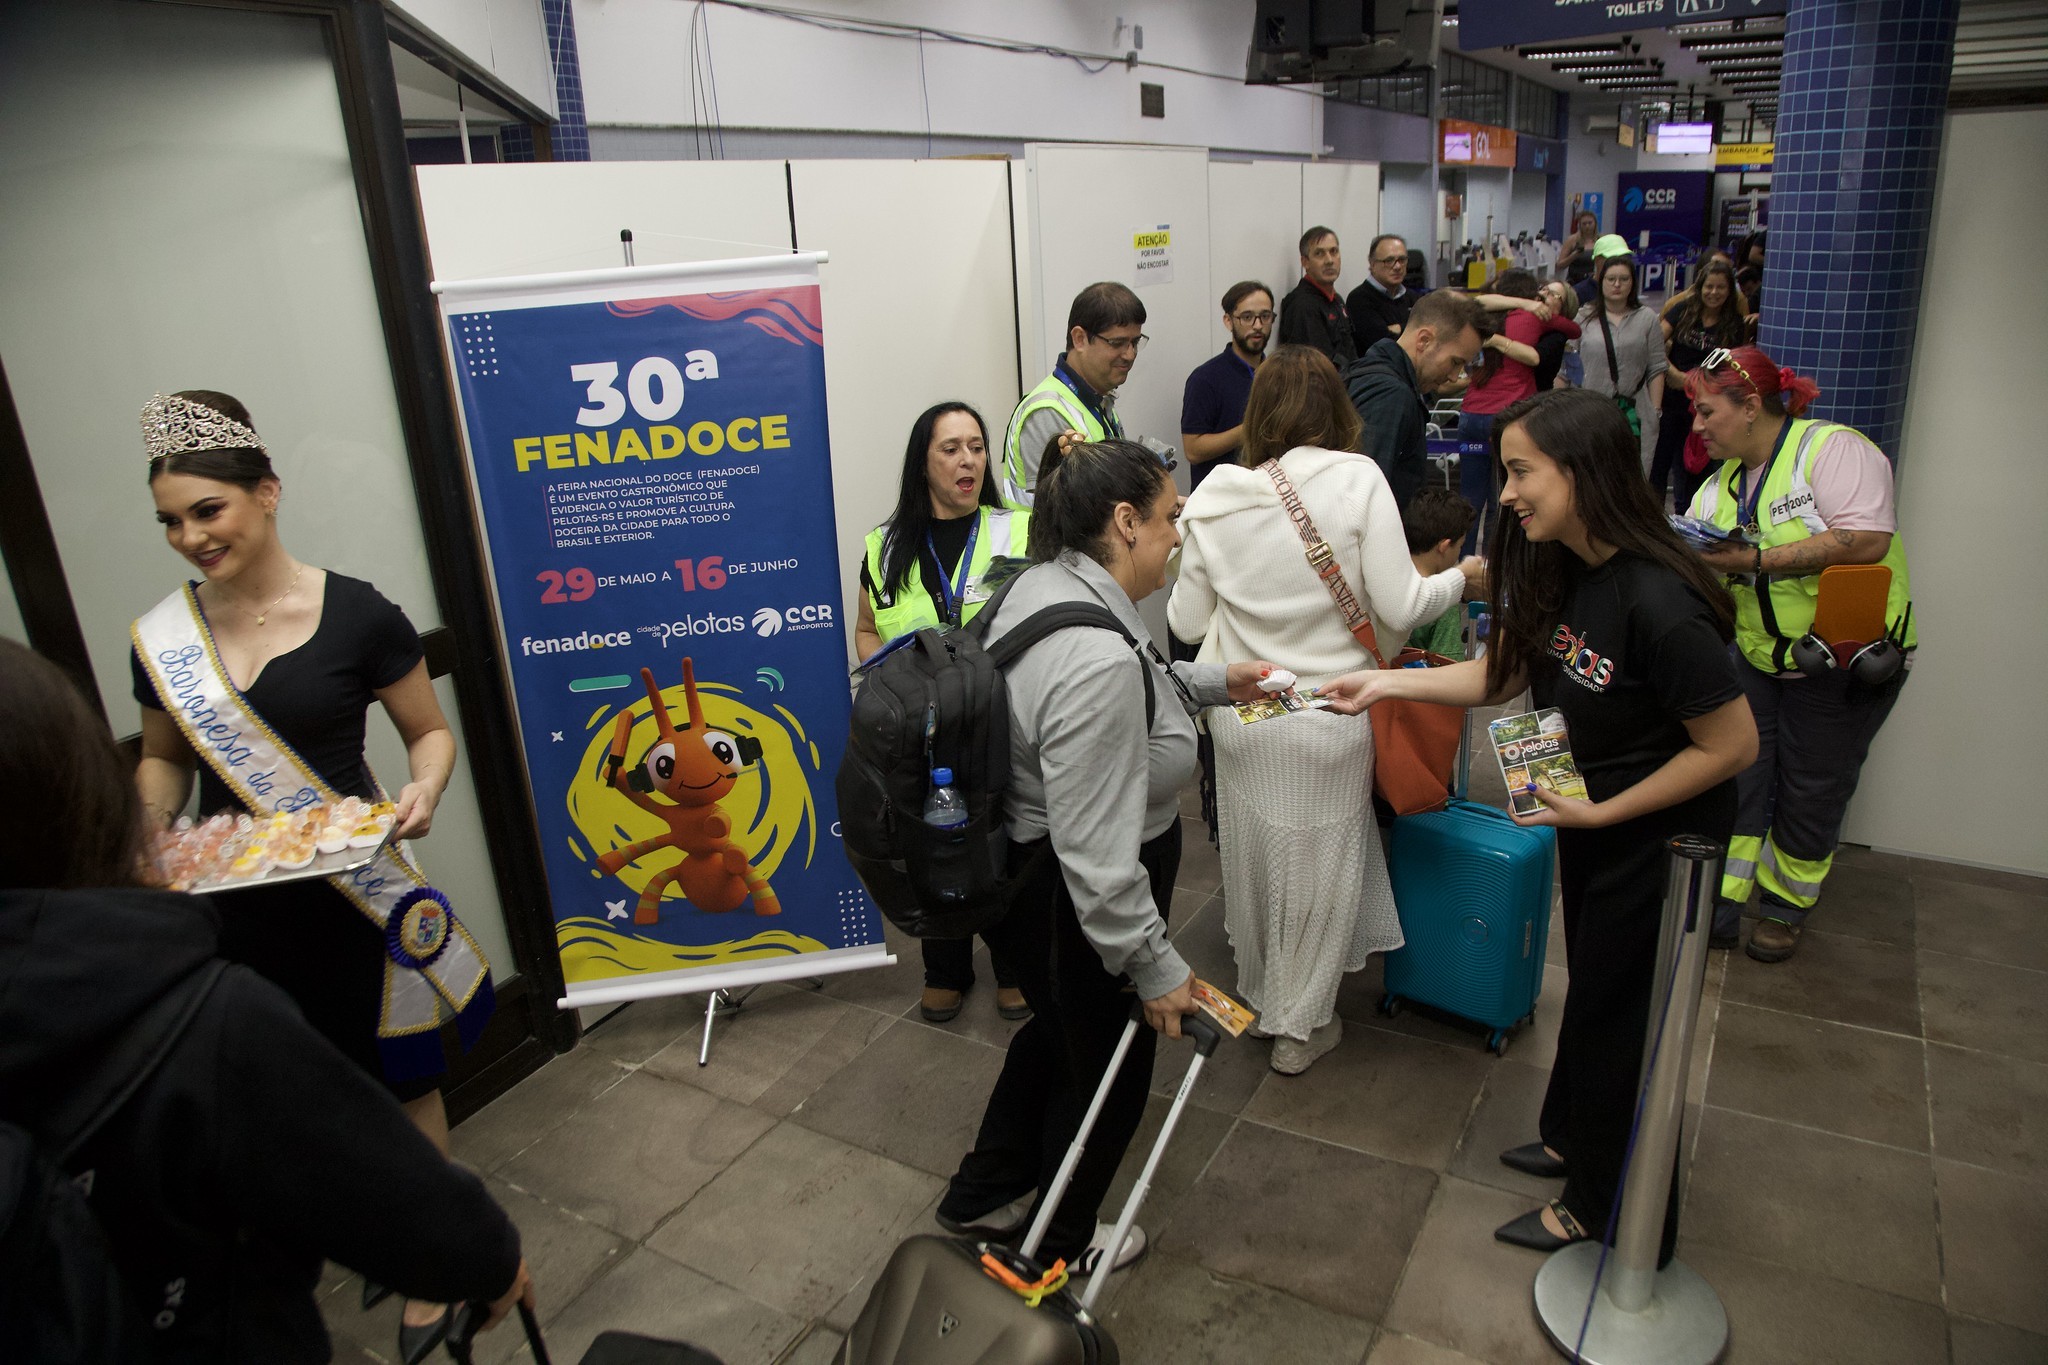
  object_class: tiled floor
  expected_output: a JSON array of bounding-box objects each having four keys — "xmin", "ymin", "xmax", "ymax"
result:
[{"xmin": 320, "ymin": 784, "xmax": 2048, "ymax": 1365}]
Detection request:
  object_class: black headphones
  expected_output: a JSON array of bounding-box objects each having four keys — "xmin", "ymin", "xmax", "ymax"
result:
[{"xmin": 1790, "ymin": 602, "xmax": 1912, "ymax": 685}]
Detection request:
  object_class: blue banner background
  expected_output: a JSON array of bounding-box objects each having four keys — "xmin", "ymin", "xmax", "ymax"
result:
[
  {"xmin": 445, "ymin": 274, "xmax": 882, "ymax": 999},
  {"xmin": 1617, "ymin": 171, "xmax": 1714, "ymax": 258}
]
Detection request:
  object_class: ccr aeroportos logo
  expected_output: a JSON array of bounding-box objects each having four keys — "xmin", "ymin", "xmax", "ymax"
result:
[
  {"xmin": 637, "ymin": 613, "xmax": 749, "ymax": 648},
  {"xmin": 521, "ymin": 629, "xmax": 633, "ymax": 655},
  {"xmin": 753, "ymin": 603, "xmax": 838, "ymax": 636}
]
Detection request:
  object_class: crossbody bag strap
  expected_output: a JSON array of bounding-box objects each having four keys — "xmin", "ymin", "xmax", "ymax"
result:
[
  {"xmin": 1598, "ymin": 310, "xmax": 1623, "ymax": 389},
  {"xmin": 1260, "ymin": 459, "xmax": 1388, "ymax": 668}
]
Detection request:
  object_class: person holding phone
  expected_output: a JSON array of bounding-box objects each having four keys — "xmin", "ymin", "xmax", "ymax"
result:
[{"xmin": 1318, "ymin": 388, "xmax": 1757, "ymax": 1264}]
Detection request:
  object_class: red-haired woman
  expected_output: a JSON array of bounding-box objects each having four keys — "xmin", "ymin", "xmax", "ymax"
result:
[{"xmin": 1682, "ymin": 346, "xmax": 1917, "ymax": 963}]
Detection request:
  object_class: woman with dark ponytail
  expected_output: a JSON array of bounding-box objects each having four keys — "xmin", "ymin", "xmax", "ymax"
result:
[
  {"xmin": 1319, "ymin": 388, "xmax": 1757, "ymax": 1263},
  {"xmin": 938, "ymin": 438, "xmax": 1277, "ymax": 1280}
]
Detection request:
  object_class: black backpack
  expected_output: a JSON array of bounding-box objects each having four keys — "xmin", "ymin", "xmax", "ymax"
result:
[
  {"xmin": 0, "ymin": 959, "xmax": 227, "ymax": 1363},
  {"xmin": 837, "ymin": 575, "xmax": 1156, "ymax": 938}
]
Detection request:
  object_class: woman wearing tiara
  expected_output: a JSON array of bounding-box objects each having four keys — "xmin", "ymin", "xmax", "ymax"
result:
[{"xmin": 129, "ymin": 389, "xmax": 493, "ymax": 1363}]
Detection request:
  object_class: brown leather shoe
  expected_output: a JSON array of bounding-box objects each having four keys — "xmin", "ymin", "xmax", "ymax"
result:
[
  {"xmin": 995, "ymin": 987, "xmax": 1032, "ymax": 1021},
  {"xmin": 920, "ymin": 987, "xmax": 966, "ymax": 1022},
  {"xmin": 1747, "ymin": 917, "xmax": 1802, "ymax": 963}
]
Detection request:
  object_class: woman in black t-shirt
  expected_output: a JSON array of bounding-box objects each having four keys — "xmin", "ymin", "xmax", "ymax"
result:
[
  {"xmin": 130, "ymin": 389, "xmax": 480, "ymax": 1360},
  {"xmin": 1319, "ymin": 388, "xmax": 1756, "ymax": 1263}
]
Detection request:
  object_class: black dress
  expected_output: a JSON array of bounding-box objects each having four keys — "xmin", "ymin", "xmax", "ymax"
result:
[{"xmin": 133, "ymin": 572, "xmax": 444, "ymax": 1100}]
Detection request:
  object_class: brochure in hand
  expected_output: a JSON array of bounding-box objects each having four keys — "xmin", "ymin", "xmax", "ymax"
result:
[
  {"xmin": 1487, "ymin": 708, "xmax": 1591, "ymax": 816},
  {"xmin": 1668, "ymin": 514, "xmax": 1754, "ymax": 553}
]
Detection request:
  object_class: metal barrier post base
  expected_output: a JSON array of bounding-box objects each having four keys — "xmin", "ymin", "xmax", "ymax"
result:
[{"xmin": 1533, "ymin": 1242, "xmax": 1727, "ymax": 1365}]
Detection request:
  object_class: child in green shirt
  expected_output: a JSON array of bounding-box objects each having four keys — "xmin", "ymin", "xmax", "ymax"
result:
[{"xmin": 1404, "ymin": 488, "xmax": 1477, "ymax": 659}]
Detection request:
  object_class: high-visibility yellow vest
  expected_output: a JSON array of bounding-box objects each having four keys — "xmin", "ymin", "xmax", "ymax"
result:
[
  {"xmin": 1689, "ymin": 418, "xmax": 1916, "ymax": 674},
  {"xmin": 862, "ymin": 505, "xmax": 1031, "ymax": 642},
  {"xmin": 1002, "ymin": 371, "xmax": 1116, "ymax": 507}
]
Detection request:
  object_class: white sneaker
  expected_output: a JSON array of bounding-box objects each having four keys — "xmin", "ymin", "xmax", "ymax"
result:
[
  {"xmin": 1071, "ymin": 1221, "xmax": 1148, "ymax": 1276},
  {"xmin": 1269, "ymin": 1017, "xmax": 1343, "ymax": 1075},
  {"xmin": 935, "ymin": 1194, "xmax": 1035, "ymax": 1239}
]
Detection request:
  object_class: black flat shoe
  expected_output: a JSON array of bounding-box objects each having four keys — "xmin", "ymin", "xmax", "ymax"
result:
[
  {"xmin": 1499, "ymin": 1142, "xmax": 1568, "ymax": 1178},
  {"xmin": 1494, "ymin": 1199, "xmax": 1590, "ymax": 1252},
  {"xmin": 398, "ymin": 1303, "xmax": 467, "ymax": 1365},
  {"xmin": 360, "ymin": 1278, "xmax": 393, "ymax": 1311}
]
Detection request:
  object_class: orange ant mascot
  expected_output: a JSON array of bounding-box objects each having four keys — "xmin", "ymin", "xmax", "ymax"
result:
[{"xmin": 595, "ymin": 657, "xmax": 781, "ymax": 925}]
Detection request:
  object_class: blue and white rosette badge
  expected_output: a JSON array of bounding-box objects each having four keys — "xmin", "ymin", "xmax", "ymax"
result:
[{"xmin": 133, "ymin": 587, "xmax": 495, "ymax": 1081}]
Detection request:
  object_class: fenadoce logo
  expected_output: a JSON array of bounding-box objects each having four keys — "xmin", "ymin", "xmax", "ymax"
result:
[
  {"xmin": 754, "ymin": 603, "xmax": 838, "ymax": 636},
  {"xmin": 637, "ymin": 613, "xmax": 749, "ymax": 648},
  {"xmin": 521, "ymin": 630, "xmax": 633, "ymax": 655}
]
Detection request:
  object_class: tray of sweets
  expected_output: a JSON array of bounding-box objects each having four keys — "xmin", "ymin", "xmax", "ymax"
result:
[{"xmin": 152, "ymin": 796, "xmax": 398, "ymax": 894}]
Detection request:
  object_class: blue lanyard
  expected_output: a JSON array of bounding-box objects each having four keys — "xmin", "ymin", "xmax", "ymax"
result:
[
  {"xmin": 927, "ymin": 513, "xmax": 981, "ymax": 624},
  {"xmin": 1734, "ymin": 419, "xmax": 1795, "ymax": 535}
]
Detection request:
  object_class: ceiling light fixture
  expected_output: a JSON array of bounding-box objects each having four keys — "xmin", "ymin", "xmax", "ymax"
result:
[
  {"xmin": 1684, "ymin": 38, "xmax": 1785, "ymax": 54},
  {"xmin": 1518, "ymin": 42, "xmax": 1624, "ymax": 59}
]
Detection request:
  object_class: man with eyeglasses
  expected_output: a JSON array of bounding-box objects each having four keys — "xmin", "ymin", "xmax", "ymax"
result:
[
  {"xmin": 1002, "ymin": 281, "xmax": 1145, "ymax": 506},
  {"xmin": 1278, "ymin": 226, "xmax": 1357, "ymax": 371},
  {"xmin": 1346, "ymin": 234, "xmax": 1416, "ymax": 351},
  {"xmin": 1179, "ymin": 282, "xmax": 1273, "ymax": 497}
]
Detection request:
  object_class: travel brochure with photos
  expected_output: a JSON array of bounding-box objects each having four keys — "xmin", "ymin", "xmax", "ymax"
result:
[{"xmin": 1488, "ymin": 708, "xmax": 1590, "ymax": 816}]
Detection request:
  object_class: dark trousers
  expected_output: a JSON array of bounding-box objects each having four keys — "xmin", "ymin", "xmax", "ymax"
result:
[
  {"xmin": 1457, "ymin": 411, "xmax": 1497, "ymax": 555},
  {"xmin": 1714, "ymin": 658, "xmax": 1907, "ymax": 933},
  {"xmin": 1540, "ymin": 785, "xmax": 1734, "ymax": 1265},
  {"xmin": 939, "ymin": 822, "xmax": 1182, "ymax": 1261},
  {"xmin": 921, "ymin": 934, "xmax": 1018, "ymax": 992},
  {"xmin": 1649, "ymin": 391, "xmax": 1710, "ymax": 514}
]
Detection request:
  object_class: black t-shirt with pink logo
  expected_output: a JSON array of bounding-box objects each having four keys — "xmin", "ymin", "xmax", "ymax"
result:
[{"xmin": 1527, "ymin": 551, "xmax": 1742, "ymax": 802}]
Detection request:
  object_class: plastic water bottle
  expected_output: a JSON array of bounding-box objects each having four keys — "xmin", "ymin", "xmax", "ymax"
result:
[{"xmin": 923, "ymin": 767, "xmax": 968, "ymax": 830}]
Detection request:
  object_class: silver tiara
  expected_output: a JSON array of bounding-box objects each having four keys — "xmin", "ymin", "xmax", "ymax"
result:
[{"xmin": 140, "ymin": 392, "xmax": 267, "ymax": 464}]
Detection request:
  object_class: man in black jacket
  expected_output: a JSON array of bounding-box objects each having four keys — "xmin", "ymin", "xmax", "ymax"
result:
[
  {"xmin": 1346, "ymin": 233, "xmax": 1416, "ymax": 350},
  {"xmin": 1278, "ymin": 226, "xmax": 1356, "ymax": 370},
  {"xmin": 1345, "ymin": 289, "xmax": 1489, "ymax": 510}
]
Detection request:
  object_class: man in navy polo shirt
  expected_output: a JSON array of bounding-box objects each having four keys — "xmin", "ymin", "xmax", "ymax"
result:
[
  {"xmin": 1179, "ymin": 281, "xmax": 1272, "ymax": 495},
  {"xmin": 1278, "ymin": 227, "xmax": 1356, "ymax": 370}
]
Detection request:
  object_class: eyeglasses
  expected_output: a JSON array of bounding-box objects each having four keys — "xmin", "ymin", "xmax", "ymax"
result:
[
  {"xmin": 1373, "ymin": 255, "xmax": 1407, "ymax": 266},
  {"xmin": 1229, "ymin": 311, "xmax": 1276, "ymax": 325},
  {"xmin": 1090, "ymin": 331, "xmax": 1148, "ymax": 355},
  {"xmin": 1701, "ymin": 347, "xmax": 1757, "ymax": 393}
]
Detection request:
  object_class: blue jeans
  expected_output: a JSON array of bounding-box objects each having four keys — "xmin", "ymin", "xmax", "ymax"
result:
[{"xmin": 1457, "ymin": 411, "xmax": 1496, "ymax": 555}]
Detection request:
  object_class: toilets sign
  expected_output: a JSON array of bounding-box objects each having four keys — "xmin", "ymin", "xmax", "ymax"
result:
[{"xmin": 1457, "ymin": 0, "xmax": 1785, "ymax": 50}]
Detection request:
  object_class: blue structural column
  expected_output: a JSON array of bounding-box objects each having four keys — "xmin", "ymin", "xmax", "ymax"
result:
[
  {"xmin": 1760, "ymin": 0, "xmax": 1959, "ymax": 461},
  {"xmin": 541, "ymin": 0, "xmax": 591, "ymax": 161}
]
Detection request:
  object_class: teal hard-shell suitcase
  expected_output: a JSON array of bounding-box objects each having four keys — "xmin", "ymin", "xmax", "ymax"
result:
[
  {"xmin": 1381, "ymin": 634, "xmax": 1555, "ymax": 1056},
  {"xmin": 1383, "ymin": 796, "xmax": 1554, "ymax": 1054}
]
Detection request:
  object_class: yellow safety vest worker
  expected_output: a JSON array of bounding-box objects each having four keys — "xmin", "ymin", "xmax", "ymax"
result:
[
  {"xmin": 862, "ymin": 506, "xmax": 1031, "ymax": 643},
  {"xmin": 1688, "ymin": 418, "xmax": 1917, "ymax": 676},
  {"xmin": 1001, "ymin": 371, "xmax": 1116, "ymax": 507}
]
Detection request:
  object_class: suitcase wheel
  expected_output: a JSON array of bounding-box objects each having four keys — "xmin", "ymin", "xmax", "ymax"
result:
[
  {"xmin": 1379, "ymin": 993, "xmax": 1403, "ymax": 1018},
  {"xmin": 1487, "ymin": 1028, "xmax": 1509, "ymax": 1056}
]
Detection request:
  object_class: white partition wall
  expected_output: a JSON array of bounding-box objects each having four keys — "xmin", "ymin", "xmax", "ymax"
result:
[
  {"xmin": 788, "ymin": 159, "xmax": 1021, "ymax": 649},
  {"xmin": 414, "ymin": 160, "xmax": 796, "ymax": 282},
  {"xmin": 1844, "ymin": 109, "xmax": 2048, "ymax": 876},
  {"xmin": 1207, "ymin": 161, "xmax": 1304, "ymax": 357},
  {"xmin": 1301, "ymin": 160, "xmax": 1382, "ymax": 280},
  {"xmin": 1019, "ymin": 143, "xmax": 1215, "ymax": 643}
]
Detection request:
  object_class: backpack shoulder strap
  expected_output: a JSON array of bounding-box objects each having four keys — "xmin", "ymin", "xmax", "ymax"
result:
[
  {"xmin": 41, "ymin": 958, "xmax": 229, "ymax": 1162},
  {"xmin": 985, "ymin": 601, "xmax": 1157, "ymax": 726}
]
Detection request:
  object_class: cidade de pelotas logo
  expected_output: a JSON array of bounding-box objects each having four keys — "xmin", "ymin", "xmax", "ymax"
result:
[
  {"xmin": 521, "ymin": 629, "xmax": 633, "ymax": 655},
  {"xmin": 637, "ymin": 613, "xmax": 748, "ymax": 648},
  {"xmin": 754, "ymin": 602, "xmax": 838, "ymax": 636}
]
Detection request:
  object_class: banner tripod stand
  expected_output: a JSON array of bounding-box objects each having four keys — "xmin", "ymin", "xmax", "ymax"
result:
[
  {"xmin": 696, "ymin": 977, "xmax": 829, "ymax": 1067},
  {"xmin": 1533, "ymin": 836, "xmax": 1729, "ymax": 1365}
]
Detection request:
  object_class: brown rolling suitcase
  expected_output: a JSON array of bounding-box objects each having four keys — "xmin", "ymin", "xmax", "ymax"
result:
[{"xmin": 839, "ymin": 1013, "xmax": 1224, "ymax": 1364}]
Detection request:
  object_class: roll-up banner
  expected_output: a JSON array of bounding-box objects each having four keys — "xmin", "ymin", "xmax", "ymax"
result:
[{"xmin": 433, "ymin": 255, "xmax": 891, "ymax": 1010}]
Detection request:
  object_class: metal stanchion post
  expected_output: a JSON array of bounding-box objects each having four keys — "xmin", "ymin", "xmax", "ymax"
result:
[{"xmin": 1532, "ymin": 835, "xmax": 1729, "ymax": 1365}]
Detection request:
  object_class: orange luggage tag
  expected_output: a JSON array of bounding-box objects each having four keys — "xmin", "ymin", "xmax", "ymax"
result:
[{"xmin": 979, "ymin": 1252, "xmax": 1070, "ymax": 1308}]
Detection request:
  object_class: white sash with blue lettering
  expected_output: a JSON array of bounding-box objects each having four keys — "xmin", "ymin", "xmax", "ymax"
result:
[{"xmin": 133, "ymin": 586, "xmax": 493, "ymax": 1075}]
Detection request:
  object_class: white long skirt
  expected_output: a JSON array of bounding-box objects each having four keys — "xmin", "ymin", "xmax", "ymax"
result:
[{"xmin": 1209, "ymin": 705, "xmax": 1404, "ymax": 1041}]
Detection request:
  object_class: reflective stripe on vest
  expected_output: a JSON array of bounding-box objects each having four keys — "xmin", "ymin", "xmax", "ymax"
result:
[
  {"xmin": 1002, "ymin": 375, "xmax": 1109, "ymax": 507},
  {"xmin": 863, "ymin": 506, "xmax": 1031, "ymax": 642},
  {"xmin": 1694, "ymin": 419, "xmax": 1916, "ymax": 674}
]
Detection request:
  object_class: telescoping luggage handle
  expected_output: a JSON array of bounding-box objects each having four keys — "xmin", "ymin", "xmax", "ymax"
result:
[{"xmin": 1016, "ymin": 1005, "xmax": 1223, "ymax": 1312}]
